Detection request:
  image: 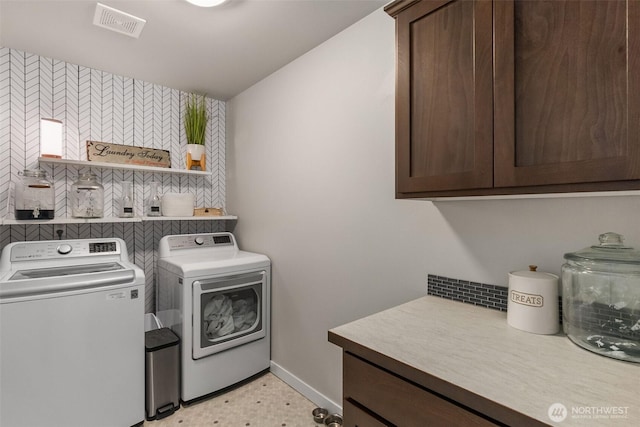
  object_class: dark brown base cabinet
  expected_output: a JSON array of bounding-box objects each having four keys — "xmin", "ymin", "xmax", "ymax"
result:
[
  {"xmin": 342, "ymin": 353, "xmax": 500, "ymax": 427},
  {"xmin": 386, "ymin": 0, "xmax": 640, "ymax": 198}
]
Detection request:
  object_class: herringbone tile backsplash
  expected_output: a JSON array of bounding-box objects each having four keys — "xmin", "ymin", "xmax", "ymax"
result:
[{"xmin": 0, "ymin": 48, "xmax": 230, "ymax": 312}]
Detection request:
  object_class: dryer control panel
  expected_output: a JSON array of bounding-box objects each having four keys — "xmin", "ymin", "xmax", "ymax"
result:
[{"xmin": 164, "ymin": 233, "xmax": 235, "ymax": 250}]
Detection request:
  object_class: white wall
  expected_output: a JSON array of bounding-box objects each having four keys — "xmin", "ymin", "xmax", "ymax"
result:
[{"xmin": 226, "ymin": 8, "xmax": 640, "ymax": 409}]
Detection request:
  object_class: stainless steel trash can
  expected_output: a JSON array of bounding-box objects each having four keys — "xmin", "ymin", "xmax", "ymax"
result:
[{"xmin": 145, "ymin": 327, "xmax": 180, "ymax": 420}]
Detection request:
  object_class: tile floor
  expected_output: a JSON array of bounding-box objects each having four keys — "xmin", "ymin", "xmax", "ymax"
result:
[{"xmin": 145, "ymin": 373, "xmax": 324, "ymax": 427}]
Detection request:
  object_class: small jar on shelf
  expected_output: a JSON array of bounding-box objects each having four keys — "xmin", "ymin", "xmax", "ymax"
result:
[
  {"xmin": 119, "ymin": 181, "xmax": 134, "ymax": 218},
  {"xmin": 146, "ymin": 181, "xmax": 162, "ymax": 216}
]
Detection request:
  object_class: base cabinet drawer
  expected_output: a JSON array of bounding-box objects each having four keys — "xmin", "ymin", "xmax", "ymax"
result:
[
  {"xmin": 343, "ymin": 353, "xmax": 498, "ymax": 427},
  {"xmin": 344, "ymin": 399, "xmax": 389, "ymax": 427}
]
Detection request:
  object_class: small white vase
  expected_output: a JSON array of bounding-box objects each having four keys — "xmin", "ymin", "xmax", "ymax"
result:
[{"xmin": 186, "ymin": 144, "xmax": 205, "ymax": 161}]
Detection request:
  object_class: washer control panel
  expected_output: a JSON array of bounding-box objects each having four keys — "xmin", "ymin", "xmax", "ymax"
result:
[{"xmin": 8, "ymin": 239, "xmax": 122, "ymax": 262}]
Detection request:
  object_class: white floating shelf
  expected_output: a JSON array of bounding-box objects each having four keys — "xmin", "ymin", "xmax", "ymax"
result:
[
  {"xmin": 1, "ymin": 217, "xmax": 140, "ymax": 225},
  {"xmin": 38, "ymin": 157, "xmax": 211, "ymax": 176},
  {"xmin": 1, "ymin": 216, "xmax": 237, "ymax": 225},
  {"xmin": 84, "ymin": 217, "xmax": 141, "ymax": 223},
  {"xmin": 141, "ymin": 215, "xmax": 237, "ymax": 221}
]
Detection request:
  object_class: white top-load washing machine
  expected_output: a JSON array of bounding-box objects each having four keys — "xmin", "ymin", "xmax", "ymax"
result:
[
  {"xmin": 0, "ymin": 238, "xmax": 145, "ymax": 427},
  {"xmin": 157, "ymin": 232, "xmax": 271, "ymax": 403}
]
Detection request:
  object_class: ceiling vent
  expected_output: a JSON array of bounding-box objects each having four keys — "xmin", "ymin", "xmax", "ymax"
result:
[{"xmin": 93, "ymin": 3, "xmax": 146, "ymax": 39}]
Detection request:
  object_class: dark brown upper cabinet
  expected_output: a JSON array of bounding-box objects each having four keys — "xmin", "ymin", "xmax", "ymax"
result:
[{"xmin": 386, "ymin": 0, "xmax": 640, "ymax": 198}]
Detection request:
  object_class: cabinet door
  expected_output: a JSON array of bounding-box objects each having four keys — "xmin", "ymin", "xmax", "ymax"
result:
[
  {"xmin": 494, "ymin": 0, "xmax": 640, "ymax": 187},
  {"xmin": 394, "ymin": 0, "xmax": 493, "ymax": 194}
]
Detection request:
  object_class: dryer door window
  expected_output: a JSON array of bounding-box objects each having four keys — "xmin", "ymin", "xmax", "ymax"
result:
[{"xmin": 192, "ymin": 270, "xmax": 267, "ymax": 359}]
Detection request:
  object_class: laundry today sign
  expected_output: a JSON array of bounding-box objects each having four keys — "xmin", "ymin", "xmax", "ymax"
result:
[{"xmin": 86, "ymin": 141, "xmax": 171, "ymax": 168}]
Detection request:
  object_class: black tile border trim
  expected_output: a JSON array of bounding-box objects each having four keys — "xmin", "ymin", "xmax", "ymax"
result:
[{"xmin": 427, "ymin": 274, "xmax": 508, "ymax": 312}]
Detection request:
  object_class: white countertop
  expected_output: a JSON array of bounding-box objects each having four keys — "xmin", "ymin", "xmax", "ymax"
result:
[{"xmin": 330, "ymin": 296, "xmax": 639, "ymax": 426}]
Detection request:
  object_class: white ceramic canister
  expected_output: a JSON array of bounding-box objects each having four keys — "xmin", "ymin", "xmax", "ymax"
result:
[
  {"xmin": 161, "ymin": 193, "xmax": 195, "ymax": 217},
  {"xmin": 507, "ymin": 265, "xmax": 559, "ymax": 334}
]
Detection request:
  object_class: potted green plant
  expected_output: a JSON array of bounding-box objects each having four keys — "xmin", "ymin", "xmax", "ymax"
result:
[{"xmin": 184, "ymin": 93, "xmax": 208, "ymax": 170}]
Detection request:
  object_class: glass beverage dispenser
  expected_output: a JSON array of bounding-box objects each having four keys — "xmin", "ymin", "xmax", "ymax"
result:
[
  {"xmin": 70, "ymin": 173, "xmax": 104, "ymax": 218},
  {"xmin": 14, "ymin": 169, "xmax": 55, "ymax": 220},
  {"xmin": 562, "ymin": 232, "xmax": 640, "ymax": 363}
]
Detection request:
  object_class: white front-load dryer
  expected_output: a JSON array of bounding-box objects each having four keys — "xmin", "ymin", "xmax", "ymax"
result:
[{"xmin": 156, "ymin": 232, "xmax": 270, "ymax": 403}]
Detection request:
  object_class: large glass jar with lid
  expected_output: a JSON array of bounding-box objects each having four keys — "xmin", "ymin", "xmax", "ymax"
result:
[
  {"xmin": 70, "ymin": 172, "xmax": 104, "ymax": 218},
  {"xmin": 562, "ymin": 232, "xmax": 640, "ymax": 363},
  {"xmin": 14, "ymin": 169, "xmax": 55, "ymax": 220}
]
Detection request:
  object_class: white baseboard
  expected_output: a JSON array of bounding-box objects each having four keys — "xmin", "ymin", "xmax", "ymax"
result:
[{"xmin": 270, "ymin": 361, "xmax": 342, "ymax": 416}]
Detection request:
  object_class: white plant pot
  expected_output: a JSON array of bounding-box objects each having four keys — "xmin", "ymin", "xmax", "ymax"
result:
[{"xmin": 186, "ymin": 144, "xmax": 205, "ymax": 161}]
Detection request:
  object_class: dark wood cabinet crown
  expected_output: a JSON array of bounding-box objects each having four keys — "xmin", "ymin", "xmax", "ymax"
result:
[{"xmin": 386, "ymin": 0, "xmax": 640, "ymax": 198}]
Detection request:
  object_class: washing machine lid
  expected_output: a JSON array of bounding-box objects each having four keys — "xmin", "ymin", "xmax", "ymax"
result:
[
  {"xmin": 9, "ymin": 262, "xmax": 125, "ymax": 280},
  {"xmin": 0, "ymin": 266, "xmax": 137, "ymax": 299}
]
